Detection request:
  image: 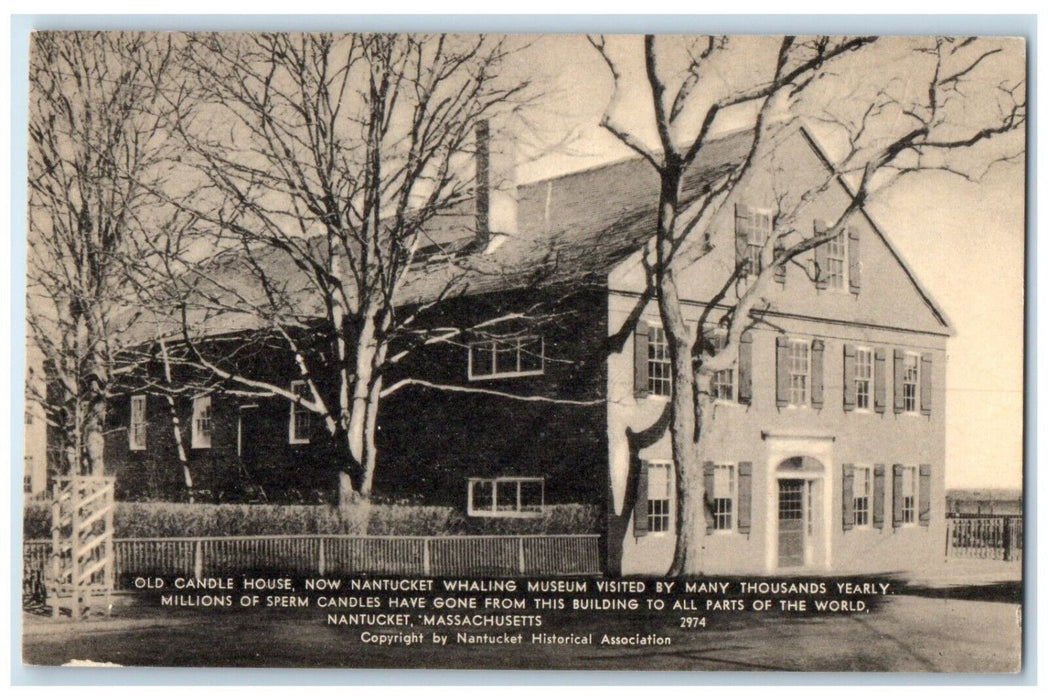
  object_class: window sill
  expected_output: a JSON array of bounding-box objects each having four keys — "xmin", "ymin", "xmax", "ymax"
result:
[{"xmin": 288, "ymin": 438, "xmax": 311, "ymax": 445}]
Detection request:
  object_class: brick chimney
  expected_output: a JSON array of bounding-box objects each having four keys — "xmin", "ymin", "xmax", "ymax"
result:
[{"xmin": 474, "ymin": 120, "xmax": 517, "ymax": 253}]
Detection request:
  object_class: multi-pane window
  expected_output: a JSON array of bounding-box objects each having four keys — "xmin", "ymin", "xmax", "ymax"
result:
[
  {"xmin": 129, "ymin": 395, "xmax": 147, "ymax": 450},
  {"xmin": 712, "ymin": 369, "xmax": 734, "ymax": 402},
  {"xmin": 902, "ymin": 353, "xmax": 919, "ymax": 413},
  {"xmin": 741, "ymin": 209, "xmax": 773, "ymax": 275},
  {"xmin": 24, "ymin": 469, "xmax": 33, "ymax": 494},
  {"xmin": 468, "ymin": 477, "xmax": 544, "ymax": 517},
  {"xmin": 853, "ymin": 466, "xmax": 871, "ymax": 526},
  {"xmin": 901, "ymin": 466, "xmax": 918, "ymax": 524},
  {"xmin": 788, "ymin": 340, "xmax": 810, "ymax": 406},
  {"xmin": 712, "ymin": 464, "xmax": 735, "ymax": 531},
  {"xmin": 825, "ymin": 231, "xmax": 847, "ymax": 289},
  {"xmin": 191, "ymin": 396, "xmax": 212, "ymax": 449},
  {"xmin": 855, "ymin": 348, "xmax": 873, "ymax": 411},
  {"xmin": 647, "ymin": 462, "xmax": 672, "ymax": 533},
  {"xmin": 289, "ymin": 381, "xmax": 312, "ymax": 444},
  {"xmin": 469, "ymin": 336, "xmax": 544, "ymax": 380},
  {"xmin": 648, "ymin": 327, "xmax": 672, "ymax": 397}
]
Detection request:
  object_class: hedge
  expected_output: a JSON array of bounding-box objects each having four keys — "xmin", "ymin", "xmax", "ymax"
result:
[{"xmin": 23, "ymin": 502, "xmax": 600, "ymax": 539}]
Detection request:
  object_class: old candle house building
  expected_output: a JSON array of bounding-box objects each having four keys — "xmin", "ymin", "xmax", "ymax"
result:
[{"xmin": 104, "ymin": 123, "xmax": 949, "ymax": 575}]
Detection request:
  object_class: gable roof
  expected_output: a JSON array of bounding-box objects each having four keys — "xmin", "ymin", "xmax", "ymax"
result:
[
  {"xmin": 126, "ymin": 122, "xmax": 952, "ymax": 344},
  {"xmin": 393, "ymin": 126, "xmax": 755, "ymax": 305},
  {"xmin": 797, "ymin": 125, "xmax": 952, "ymax": 331}
]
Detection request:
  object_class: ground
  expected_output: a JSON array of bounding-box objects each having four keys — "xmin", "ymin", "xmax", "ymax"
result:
[{"xmin": 20, "ymin": 560, "xmax": 1023, "ymax": 673}]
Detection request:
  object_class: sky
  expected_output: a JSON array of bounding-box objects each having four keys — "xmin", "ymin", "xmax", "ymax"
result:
[{"xmin": 510, "ymin": 35, "xmax": 1026, "ymax": 489}]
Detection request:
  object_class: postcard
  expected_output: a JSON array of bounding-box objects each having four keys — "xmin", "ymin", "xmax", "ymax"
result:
[{"xmin": 21, "ymin": 30, "xmax": 1025, "ymax": 672}]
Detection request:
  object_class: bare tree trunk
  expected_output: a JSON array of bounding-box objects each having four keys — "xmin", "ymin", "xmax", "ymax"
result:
[
  {"xmin": 158, "ymin": 336, "xmax": 193, "ymax": 500},
  {"xmin": 82, "ymin": 398, "xmax": 106, "ymax": 476},
  {"xmin": 653, "ymin": 170, "xmax": 707, "ymax": 576},
  {"xmin": 341, "ymin": 314, "xmax": 379, "ymax": 504},
  {"xmin": 164, "ymin": 396, "xmax": 193, "ymax": 500},
  {"xmin": 358, "ymin": 375, "xmax": 384, "ymax": 497}
]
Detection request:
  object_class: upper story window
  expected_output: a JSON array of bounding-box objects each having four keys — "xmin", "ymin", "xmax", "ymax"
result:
[
  {"xmin": 712, "ymin": 463, "xmax": 736, "ymax": 531},
  {"xmin": 853, "ymin": 466, "xmax": 871, "ymax": 526},
  {"xmin": 854, "ymin": 348, "xmax": 873, "ymax": 411},
  {"xmin": 902, "ymin": 353, "xmax": 919, "ymax": 413},
  {"xmin": 468, "ymin": 336, "xmax": 544, "ymax": 380},
  {"xmin": 711, "ymin": 368, "xmax": 734, "ymax": 402},
  {"xmin": 191, "ymin": 396, "xmax": 212, "ymax": 449},
  {"xmin": 129, "ymin": 395, "xmax": 147, "ymax": 451},
  {"xmin": 468, "ymin": 477, "xmax": 544, "ymax": 517},
  {"xmin": 825, "ymin": 231, "xmax": 847, "ymax": 289},
  {"xmin": 743, "ymin": 209, "xmax": 773, "ymax": 275},
  {"xmin": 646, "ymin": 461, "xmax": 672, "ymax": 533},
  {"xmin": 787, "ymin": 339, "xmax": 810, "ymax": 406},
  {"xmin": 648, "ymin": 327, "xmax": 672, "ymax": 396},
  {"xmin": 289, "ymin": 381, "xmax": 312, "ymax": 444}
]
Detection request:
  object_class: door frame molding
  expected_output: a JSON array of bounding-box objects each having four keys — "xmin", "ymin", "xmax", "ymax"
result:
[{"xmin": 763, "ymin": 435, "xmax": 835, "ymax": 572}]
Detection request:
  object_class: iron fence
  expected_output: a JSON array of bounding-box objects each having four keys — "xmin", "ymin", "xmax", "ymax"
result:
[{"xmin": 946, "ymin": 515, "xmax": 1022, "ymax": 561}]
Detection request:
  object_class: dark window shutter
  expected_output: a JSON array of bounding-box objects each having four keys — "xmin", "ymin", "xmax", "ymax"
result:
[
  {"xmin": 738, "ymin": 331, "xmax": 753, "ymax": 405},
  {"xmin": 843, "ymin": 343, "xmax": 856, "ymax": 411},
  {"xmin": 811, "ymin": 339, "xmax": 825, "ymax": 409},
  {"xmin": 735, "ymin": 204, "xmax": 752, "ymax": 275},
  {"xmin": 813, "ymin": 219, "xmax": 829, "ymax": 290},
  {"xmin": 633, "ymin": 320, "xmax": 650, "ymax": 399},
  {"xmin": 873, "ymin": 464, "xmax": 885, "ymax": 529},
  {"xmin": 634, "ymin": 460, "xmax": 649, "ymax": 536},
  {"xmin": 773, "ymin": 239, "xmax": 786, "ymax": 284},
  {"xmin": 842, "ymin": 464, "xmax": 855, "ymax": 531},
  {"xmin": 775, "ymin": 336, "xmax": 789, "ymax": 408},
  {"xmin": 919, "ymin": 464, "xmax": 932, "ymax": 527},
  {"xmin": 848, "ymin": 226, "xmax": 861, "ymax": 294},
  {"xmin": 920, "ymin": 353, "xmax": 933, "ymax": 416},
  {"xmin": 703, "ymin": 461, "xmax": 716, "ymax": 535},
  {"xmin": 893, "ymin": 349, "xmax": 905, "ymax": 414},
  {"xmin": 737, "ymin": 462, "xmax": 752, "ymax": 534},
  {"xmin": 874, "ymin": 348, "xmax": 887, "ymax": 414},
  {"xmin": 892, "ymin": 464, "xmax": 904, "ymax": 528}
]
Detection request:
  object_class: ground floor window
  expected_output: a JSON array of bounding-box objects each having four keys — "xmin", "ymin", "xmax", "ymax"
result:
[
  {"xmin": 712, "ymin": 463, "xmax": 735, "ymax": 531},
  {"xmin": 468, "ymin": 477, "xmax": 544, "ymax": 517},
  {"xmin": 191, "ymin": 396, "xmax": 212, "ymax": 449},
  {"xmin": 853, "ymin": 466, "xmax": 871, "ymax": 526},
  {"xmin": 647, "ymin": 462, "xmax": 672, "ymax": 532},
  {"xmin": 901, "ymin": 465, "xmax": 917, "ymax": 524}
]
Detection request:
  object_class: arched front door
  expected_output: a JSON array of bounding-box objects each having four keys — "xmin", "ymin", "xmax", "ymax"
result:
[{"xmin": 775, "ymin": 456, "xmax": 825, "ymax": 568}]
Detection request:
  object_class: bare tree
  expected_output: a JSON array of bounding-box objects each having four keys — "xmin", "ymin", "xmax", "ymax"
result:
[
  {"xmin": 151, "ymin": 33, "xmax": 536, "ymax": 504},
  {"xmin": 26, "ymin": 32, "xmax": 186, "ymax": 478},
  {"xmin": 590, "ymin": 34, "xmax": 1025, "ymax": 574}
]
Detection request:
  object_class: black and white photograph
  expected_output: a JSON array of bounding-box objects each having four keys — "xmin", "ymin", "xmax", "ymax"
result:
[{"xmin": 18, "ymin": 27, "xmax": 1026, "ymax": 673}]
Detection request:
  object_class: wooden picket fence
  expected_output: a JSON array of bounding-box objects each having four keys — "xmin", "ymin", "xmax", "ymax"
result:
[
  {"xmin": 23, "ymin": 533, "xmax": 601, "ymax": 598},
  {"xmin": 945, "ymin": 515, "xmax": 1023, "ymax": 561}
]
